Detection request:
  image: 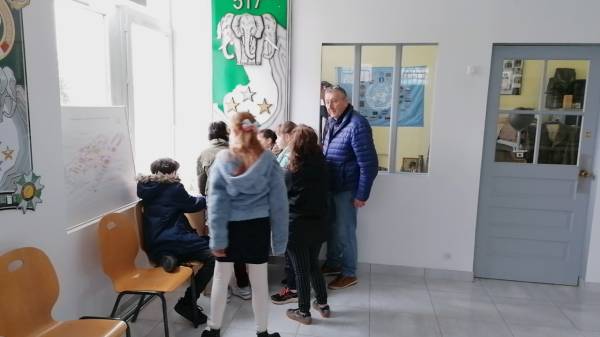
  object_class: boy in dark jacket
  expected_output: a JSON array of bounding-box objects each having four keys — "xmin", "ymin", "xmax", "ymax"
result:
[{"xmin": 137, "ymin": 158, "xmax": 215, "ymax": 326}]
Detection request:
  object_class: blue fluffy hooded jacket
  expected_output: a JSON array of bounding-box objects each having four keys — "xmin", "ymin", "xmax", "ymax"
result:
[
  {"xmin": 207, "ymin": 150, "xmax": 289, "ymax": 255},
  {"xmin": 323, "ymin": 104, "xmax": 379, "ymax": 201},
  {"xmin": 137, "ymin": 173, "xmax": 208, "ymax": 262}
]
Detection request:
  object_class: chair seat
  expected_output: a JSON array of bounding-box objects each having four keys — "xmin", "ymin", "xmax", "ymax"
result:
[
  {"xmin": 113, "ymin": 266, "xmax": 192, "ymax": 293},
  {"xmin": 181, "ymin": 260, "xmax": 204, "ymax": 273},
  {"xmin": 37, "ymin": 319, "xmax": 127, "ymax": 337}
]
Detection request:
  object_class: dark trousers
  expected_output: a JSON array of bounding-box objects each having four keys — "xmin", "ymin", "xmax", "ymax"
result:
[
  {"xmin": 178, "ymin": 249, "xmax": 216, "ymax": 303},
  {"xmin": 285, "ymin": 252, "xmax": 297, "ymax": 290},
  {"xmin": 287, "ymin": 242, "xmax": 328, "ymax": 313},
  {"xmin": 234, "ymin": 262, "xmax": 250, "ymax": 288}
]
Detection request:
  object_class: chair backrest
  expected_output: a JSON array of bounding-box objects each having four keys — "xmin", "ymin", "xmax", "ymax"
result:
[
  {"xmin": 134, "ymin": 201, "xmax": 150, "ymax": 256},
  {"xmin": 0, "ymin": 247, "xmax": 58, "ymax": 336},
  {"xmin": 98, "ymin": 213, "xmax": 140, "ymax": 284}
]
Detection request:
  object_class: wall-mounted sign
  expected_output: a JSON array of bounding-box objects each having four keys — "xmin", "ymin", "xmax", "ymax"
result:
[
  {"xmin": 0, "ymin": 0, "xmax": 35, "ymax": 212},
  {"xmin": 212, "ymin": 0, "xmax": 289, "ymax": 128}
]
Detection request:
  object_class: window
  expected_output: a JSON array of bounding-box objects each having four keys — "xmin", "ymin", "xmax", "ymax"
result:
[
  {"xmin": 321, "ymin": 44, "xmax": 438, "ymax": 173},
  {"xmin": 55, "ymin": 0, "xmax": 175, "ymax": 174},
  {"xmin": 495, "ymin": 59, "xmax": 587, "ymax": 165},
  {"xmin": 55, "ymin": 0, "xmax": 111, "ymax": 106}
]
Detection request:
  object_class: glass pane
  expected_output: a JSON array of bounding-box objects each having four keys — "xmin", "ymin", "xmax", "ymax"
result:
[
  {"xmin": 321, "ymin": 45, "xmax": 355, "ymax": 102},
  {"xmin": 360, "ymin": 45, "xmax": 395, "ymax": 171},
  {"xmin": 499, "ymin": 60, "xmax": 544, "ymax": 111},
  {"xmin": 55, "ymin": 1, "xmax": 111, "ymax": 106},
  {"xmin": 544, "ymin": 60, "xmax": 589, "ymax": 111},
  {"xmin": 495, "ymin": 113, "xmax": 537, "ymax": 163},
  {"xmin": 130, "ymin": 23, "xmax": 174, "ymax": 174},
  {"xmin": 395, "ymin": 45, "xmax": 437, "ymax": 173},
  {"xmin": 537, "ymin": 114, "xmax": 581, "ymax": 165}
]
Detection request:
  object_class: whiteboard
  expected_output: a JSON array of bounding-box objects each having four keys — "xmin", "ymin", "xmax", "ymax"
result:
[{"xmin": 61, "ymin": 106, "xmax": 137, "ymax": 230}]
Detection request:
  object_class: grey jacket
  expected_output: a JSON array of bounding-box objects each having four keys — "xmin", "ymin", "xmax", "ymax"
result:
[{"xmin": 197, "ymin": 138, "xmax": 229, "ymax": 196}]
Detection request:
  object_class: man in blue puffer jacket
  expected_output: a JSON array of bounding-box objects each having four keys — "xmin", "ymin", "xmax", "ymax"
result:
[{"xmin": 321, "ymin": 86, "xmax": 378, "ymax": 289}]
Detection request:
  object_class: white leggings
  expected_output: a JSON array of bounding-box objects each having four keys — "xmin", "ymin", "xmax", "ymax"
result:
[{"xmin": 208, "ymin": 261, "xmax": 269, "ymax": 332}]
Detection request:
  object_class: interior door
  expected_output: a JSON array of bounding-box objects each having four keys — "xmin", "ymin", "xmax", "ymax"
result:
[{"xmin": 474, "ymin": 45, "xmax": 600, "ymax": 285}]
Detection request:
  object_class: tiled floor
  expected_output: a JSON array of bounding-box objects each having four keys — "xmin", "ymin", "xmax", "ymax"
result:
[{"xmin": 128, "ymin": 263, "xmax": 600, "ymax": 337}]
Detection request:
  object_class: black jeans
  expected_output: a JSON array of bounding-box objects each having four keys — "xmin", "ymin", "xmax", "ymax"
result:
[
  {"xmin": 287, "ymin": 242, "xmax": 328, "ymax": 313},
  {"xmin": 177, "ymin": 249, "xmax": 216, "ymax": 303}
]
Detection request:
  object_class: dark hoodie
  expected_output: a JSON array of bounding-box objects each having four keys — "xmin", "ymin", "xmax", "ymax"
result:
[{"xmin": 137, "ymin": 173, "xmax": 208, "ymax": 261}]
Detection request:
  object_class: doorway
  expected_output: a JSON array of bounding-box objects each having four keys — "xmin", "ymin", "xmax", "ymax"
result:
[{"xmin": 474, "ymin": 45, "xmax": 600, "ymax": 285}]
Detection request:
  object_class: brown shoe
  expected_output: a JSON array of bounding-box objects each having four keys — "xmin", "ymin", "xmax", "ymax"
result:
[
  {"xmin": 328, "ymin": 275, "xmax": 358, "ymax": 289},
  {"xmin": 320, "ymin": 265, "xmax": 342, "ymax": 276}
]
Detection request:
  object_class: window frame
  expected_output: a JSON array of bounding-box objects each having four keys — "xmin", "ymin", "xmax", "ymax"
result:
[{"xmin": 321, "ymin": 43, "xmax": 438, "ymax": 174}]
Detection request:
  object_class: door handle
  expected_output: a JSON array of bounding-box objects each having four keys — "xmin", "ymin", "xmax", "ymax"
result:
[{"xmin": 579, "ymin": 169, "xmax": 595, "ymax": 179}]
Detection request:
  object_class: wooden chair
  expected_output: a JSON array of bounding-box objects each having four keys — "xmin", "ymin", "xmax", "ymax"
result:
[
  {"xmin": 98, "ymin": 213, "xmax": 192, "ymax": 337},
  {"xmin": 0, "ymin": 247, "xmax": 128, "ymax": 337},
  {"xmin": 133, "ymin": 202, "xmax": 206, "ymax": 310}
]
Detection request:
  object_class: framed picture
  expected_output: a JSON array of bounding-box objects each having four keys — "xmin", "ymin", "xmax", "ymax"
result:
[
  {"xmin": 500, "ymin": 59, "xmax": 524, "ymax": 95},
  {"xmin": 401, "ymin": 157, "xmax": 419, "ymax": 172}
]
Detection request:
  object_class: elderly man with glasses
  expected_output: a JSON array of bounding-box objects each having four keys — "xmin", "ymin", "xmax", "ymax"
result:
[{"xmin": 321, "ymin": 86, "xmax": 378, "ymax": 289}]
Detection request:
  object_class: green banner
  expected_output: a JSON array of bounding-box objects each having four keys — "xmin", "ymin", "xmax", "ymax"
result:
[
  {"xmin": 212, "ymin": 0, "xmax": 289, "ymax": 126},
  {"xmin": 0, "ymin": 0, "xmax": 36, "ymax": 211}
]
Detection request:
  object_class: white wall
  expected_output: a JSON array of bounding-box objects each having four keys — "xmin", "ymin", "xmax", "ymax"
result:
[
  {"xmin": 7, "ymin": 0, "xmax": 600, "ymax": 321},
  {"xmin": 1, "ymin": 0, "xmax": 121, "ymax": 319},
  {"xmin": 174, "ymin": 0, "xmax": 600, "ymax": 280}
]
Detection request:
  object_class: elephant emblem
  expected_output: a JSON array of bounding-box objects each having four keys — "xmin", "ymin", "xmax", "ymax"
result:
[{"xmin": 217, "ymin": 13, "xmax": 278, "ymax": 65}]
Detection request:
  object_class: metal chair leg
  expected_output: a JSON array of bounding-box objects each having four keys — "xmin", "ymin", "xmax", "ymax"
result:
[
  {"xmin": 189, "ymin": 273, "xmax": 199, "ymax": 328},
  {"xmin": 110, "ymin": 293, "xmax": 126, "ymax": 318},
  {"xmin": 130, "ymin": 294, "xmax": 146, "ymax": 323},
  {"xmin": 158, "ymin": 293, "xmax": 170, "ymax": 337}
]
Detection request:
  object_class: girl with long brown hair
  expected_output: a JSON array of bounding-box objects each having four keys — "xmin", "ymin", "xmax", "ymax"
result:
[
  {"xmin": 203, "ymin": 112, "xmax": 289, "ymax": 337},
  {"xmin": 282, "ymin": 125, "xmax": 331, "ymax": 325}
]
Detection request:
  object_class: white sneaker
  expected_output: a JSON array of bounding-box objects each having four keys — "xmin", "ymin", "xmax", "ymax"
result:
[{"xmin": 230, "ymin": 286, "xmax": 252, "ymax": 300}]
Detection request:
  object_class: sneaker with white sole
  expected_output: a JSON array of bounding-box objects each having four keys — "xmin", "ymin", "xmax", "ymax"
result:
[
  {"xmin": 230, "ymin": 286, "xmax": 251, "ymax": 300},
  {"xmin": 270, "ymin": 287, "xmax": 298, "ymax": 304}
]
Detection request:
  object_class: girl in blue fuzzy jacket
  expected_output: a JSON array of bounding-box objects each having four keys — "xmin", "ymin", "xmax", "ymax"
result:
[{"xmin": 201, "ymin": 112, "xmax": 289, "ymax": 337}]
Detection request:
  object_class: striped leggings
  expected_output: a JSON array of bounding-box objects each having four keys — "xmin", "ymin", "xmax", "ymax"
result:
[{"xmin": 287, "ymin": 242, "xmax": 328, "ymax": 313}]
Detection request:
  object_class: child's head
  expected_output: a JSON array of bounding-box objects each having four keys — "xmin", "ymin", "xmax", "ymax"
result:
[
  {"xmin": 229, "ymin": 111, "xmax": 263, "ymax": 153},
  {"xmin": 150, "ymin": 158, "xmax": 180, "ymax": 175},
  {"xmin": 288, "ymin": 125, "xmax": 321, "ymax": 172},
  {"xmin": 208, "ymin": 121, "xmax": 229, "ymax": 142},
  {"xmin": 257, "ymin": 129, "xmax": 277, "ymax": 150},
  {"xmin": 276, "ymin": 121, "xmax": 297, "ymax": 149}
]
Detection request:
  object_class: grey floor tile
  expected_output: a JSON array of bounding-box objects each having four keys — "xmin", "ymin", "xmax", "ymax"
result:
[
  {"xmin": 509, "ymin": 324, "xmax": 585, "ymax": 337},
  {"xmin": 430, "ymin": 290, "xmax": 504, "ymax": 323},
  {"xmin": 531, "ymin": 283, "xmax": 600, "ymax": 306},
  {"xmin": 128, "ymin": 318, "xmax": 161, "ymax": 337},
  {"xmin": 481, "ymin": 279, "xmax": 551, "ymax": 302},
  {"xmin": 297, "ymin": 305, "xmax": 369, "ymax": 337},
  {"xmin": 327, "ymin": 278, "xmax": 370, "ymax": 309},
  {"xmin": 222, "ymin": 327, "xmax": 295, "ymax": 337},
  {"xmin": 494, "ymin": 297, "xmax": 575, "ymax": 328},
  {"xmin": 371, "ymin": 263, "xmax": 425, "ymax": 278},
  {"xmin": 437, "ymin": 317, "xmax": 513, "ymax": 337},
  {"xmin": 371, "ymin": 310, "xmax": 440, "ymax": 337},
  {"xmin": 228, "ymin": 301, "xmax": 300, "ymax": 335},
  {"xmin": 426, "ymin": 278, "xmax": 488, "ymax": 296},
  {"xmin": 560, "ymin": 303, "xmax": 600, "ymax": 331},
  {"xmin": 370, "ymin": 272, "xmax": 428, "ymax": 289},
  {"xmin": 371, "ymin": 285, "xmax": 435, "ymax": 316}
]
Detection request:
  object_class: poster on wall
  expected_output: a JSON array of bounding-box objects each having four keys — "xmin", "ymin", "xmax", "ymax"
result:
[
  {"xmin": 0, "ymin": 0, "xmax": 41, "ymax": 212},
  {"xmin": 336, "ymin": 66, "xmax": 427, "ymax": 127},
  {"xmin": 212, "ymin": 0, "xmax": 290, "ymax": 128},
  {"xmin": 501, "ymin": 59, "xmax": 523, "ymax": 95}
]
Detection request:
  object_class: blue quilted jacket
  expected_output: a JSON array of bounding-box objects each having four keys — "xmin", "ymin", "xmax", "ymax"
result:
[{"xmin": 323, "ymin": 105, "xmax": 378, "ymax": 201}]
